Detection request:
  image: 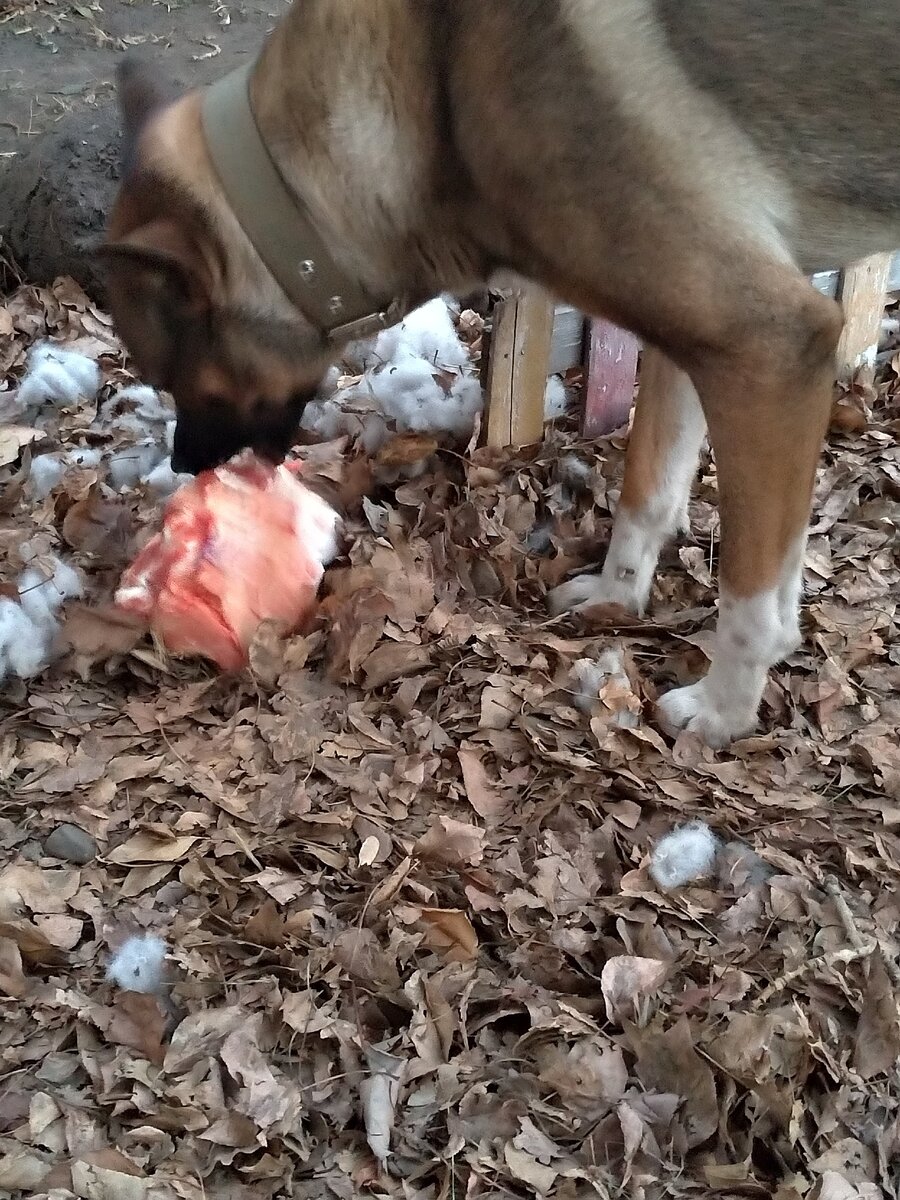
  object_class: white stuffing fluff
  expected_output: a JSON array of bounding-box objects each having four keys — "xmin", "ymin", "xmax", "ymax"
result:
[
  {"xmin": 102, "ymin": 386, "xmax": 173, "ymax": 491},
  {"xmin": 14, "ymin": 343, "xmax": 100, "ymax": 415},
  {"xmin": 558, "ymin": 454, "xmax": 593, "ymax": 492},
  {"xmin": 302, "ymin": 297, "xmax": 484, "ymax": 453},
  {"xmin": 69, "ymin": 447, "xmax": 102, "ymax": 469},
  {"xmin": 345, "ymin": 297, "xmax": 471, "ymax": 375},
  {"xmin": 111, "ymin": 384, "xmax": 172, "ymax": 426},
  {"xmin": 0, "ymin": 599, "xmax": 49, "ymax": 680},
  {"xmin": 17, "ymin": 560, "xmax": 82, "ymax": 627},
  {"xmin": 544, "ymin": 375, "xmax": 569, "ymax": 421},
  {"xmin": 27, "ymin": 447, "xmax": 104, "ymax": 498},
  {"xmin": 106, "ymin": 933, "xmax": 167, "ymax": 994},
  {"xmin": 0, "ymin": 556, "xmax": 83, "ymax": 682},
  {"xmin": 569, "ymin": 650, "xmax": 639, "ymax": 728},
  {"xmin": 142, "ymin": 456, "xmax": 192, "ymax": 496},
  {"xmin": 109, "ymin": 443, "xmax": 166, "ymax": 491},
  {"xmin": 27, "ymin": 453, "xmax": 66, "ymax": 498},
  {"xmin": 650, "ymin": 821, "xmax": 720, "ymax": 890}
]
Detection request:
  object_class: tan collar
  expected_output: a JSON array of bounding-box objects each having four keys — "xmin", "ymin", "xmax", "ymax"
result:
[{"xmin": 201, "ymin": 61, "xmax": 404, "ymax": 345}]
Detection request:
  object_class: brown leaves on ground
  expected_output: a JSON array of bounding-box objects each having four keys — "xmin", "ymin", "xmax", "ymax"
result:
[{"xmin": 0, "ymin": 278, "xmax": 899, "ymax": 1198}]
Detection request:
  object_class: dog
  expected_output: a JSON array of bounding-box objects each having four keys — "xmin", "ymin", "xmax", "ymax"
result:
[{"xmin": 99, "ymin": 0, "xmax": 900, "ymax": 748}]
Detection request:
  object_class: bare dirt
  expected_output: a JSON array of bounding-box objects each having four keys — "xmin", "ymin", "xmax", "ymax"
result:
[{"xmin": 0, "ymin": 0, "xmax": 291, "ymax": 293}]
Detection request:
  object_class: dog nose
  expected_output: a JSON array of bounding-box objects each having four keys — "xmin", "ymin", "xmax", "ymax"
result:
[
  {"xmin": 170, "ymin": 445, "xmax": 201, "ymax": 475},
  {"xmin": 171, "ymin": 416, "xmax": 240, "ymax": 475}
]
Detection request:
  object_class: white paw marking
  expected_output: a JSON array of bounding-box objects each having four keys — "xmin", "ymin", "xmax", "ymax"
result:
[
  {"xmin": 657, "ymin": 566, "xmax": 807, "ymax": 747},
  {"xmin": 656, "ymin": 680, "xmax": 759, "ymax": 748},
  {"xmin": 548, "ymin": 572, "xmax": 642, "ymax": 616}
]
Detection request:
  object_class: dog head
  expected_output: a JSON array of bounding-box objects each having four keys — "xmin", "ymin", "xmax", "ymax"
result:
[{"xmin": 99, "ymin": 59, "xmax": 336, "ymax": 474}]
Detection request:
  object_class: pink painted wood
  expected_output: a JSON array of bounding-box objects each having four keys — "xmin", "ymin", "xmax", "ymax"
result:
[{"xmin": 582, "ymin": 318, "xmax": 640, "ymax": 437}]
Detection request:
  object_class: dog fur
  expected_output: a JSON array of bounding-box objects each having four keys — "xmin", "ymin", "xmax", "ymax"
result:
[{"xmin": 101, "ymin": 0, "xmax": 900, "ymax": 746}]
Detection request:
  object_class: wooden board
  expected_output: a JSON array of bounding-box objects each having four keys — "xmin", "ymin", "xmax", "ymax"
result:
[
  {"xmin": 582, "ymin": 318, "xmax": 640, "ymax": 438},
  {"xmin": 548, "ymin": 304, "xmax": 586, "ymax": 375},
  {"xmin": 835, "ymin": 253, "xmax": 895, "ymax": 382},
  {"xmin": 483, "ymin": 285, "xmax": 555, "ymax": 448},
  {"xmin": 811, "ymin": 250, "xmax": 900, "ymax": 299}
]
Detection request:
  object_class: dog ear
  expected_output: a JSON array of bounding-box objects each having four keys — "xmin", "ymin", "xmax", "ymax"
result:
[
  {"xmin": 97, "ymin": 218, "xmax": 213, "ymax": 385},
  {"xmin": 116, "ymin": 55, "xmax": 178, "ymax": 171}
]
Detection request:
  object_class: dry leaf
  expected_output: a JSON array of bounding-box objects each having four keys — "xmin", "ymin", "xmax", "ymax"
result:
[
  {"xmin": 417, "ymin": 908, "xmax": 478, "ymax": 962},
  {"xmin": 360, "ymin": 1045, "xmax": 404, "ymax": 1163},
  {"xmin": 601, "ymin": 956, "xmax": 668, "ymax": 1024},
  {"xmin": 105, "ymin": 992, "xmax": 167, "ymax": 1067},
  {"xmin": 633, "ymin": 1017, "xmax": 718, "ymax": 1148},
  {"xmin": 70, "ymin": 1160, "xmax": 147, "ymax": 1200},
  {"xmin": 0, "ymin": 424, "xmax": 43, "ymax": 467},
  {"xmin": 0, "ymin": 937, "xmax": 27, "ymax": 998},
  {"xmin": 458, "ymin": 747, "xmax": 509, "ymax": 824},
  {"xmin": 415, "ymin": 816, "xmax": 485, "ymax": 866},
  {"xmin": 106, "ymin": 832, "xmax": 199, "ymax": 865},
  {"xmin": 376, "ymin": 432, "xmax": 439, "ymax": 467},
  {"xmin": 853, "ymin": 955, "xmax": 900, "ymax": 1079},
  {"xmin": 504, "ymin": 1143, "xmax": 558, "ymax": 1194}
]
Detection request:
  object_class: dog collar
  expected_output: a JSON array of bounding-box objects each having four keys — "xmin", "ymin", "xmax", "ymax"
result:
[{"xmin": 201, "ymin": 61, "xmax": 403, "ymax": 345}]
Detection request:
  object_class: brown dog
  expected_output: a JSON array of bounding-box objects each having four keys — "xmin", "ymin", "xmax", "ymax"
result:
[{"xmin": 100, "ymin": 0, "xmax": 900, "ymax": 747}]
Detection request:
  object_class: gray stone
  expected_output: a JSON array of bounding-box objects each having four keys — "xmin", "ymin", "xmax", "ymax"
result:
[{"xmin": 44, "ymin": 823, "xmax": 97, "ymax": 865}]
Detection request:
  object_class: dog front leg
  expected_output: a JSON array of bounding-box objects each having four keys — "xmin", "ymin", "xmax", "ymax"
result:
[
  {"xmin": 550, "ymin": 347, "xmax": 706, "ymax": 615},
  {"xmin": 657, "ymin": 275, "xmax": 842, "ymax": 747}
]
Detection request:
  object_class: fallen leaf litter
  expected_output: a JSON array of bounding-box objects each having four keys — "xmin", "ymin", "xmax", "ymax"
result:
[{"xmin": 0, "ymin": 276, "xmax": 898, "ymax": 1199}]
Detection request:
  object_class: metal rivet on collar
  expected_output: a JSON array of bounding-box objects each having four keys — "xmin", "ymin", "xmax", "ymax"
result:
[
  {"xmin": 328, "ymin": 295, "xmax": 344, "ymax": 315},
  {"xmin": 298, "ymin": 259, "xmax": 316, "ymax": 279}
]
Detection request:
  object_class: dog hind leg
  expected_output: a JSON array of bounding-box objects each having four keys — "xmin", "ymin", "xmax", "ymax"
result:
[{"xmin": 549, "ymin": 346, "xmax": 706, "ymax": 615}]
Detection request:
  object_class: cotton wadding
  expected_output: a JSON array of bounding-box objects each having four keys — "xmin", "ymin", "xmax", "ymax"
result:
[
  {"xmin": 27, "ymin": 454, "xmax": 66, "ymax": 499},
  {"xmin": 544, "ymin": 375, "xmax": 569, "ymax": 421},
  {"xmin": 142, "ymin": 456, "xmax": 192, "ymax": 496},
  {"xmin": 650, "ymin": 821, "xmax": 720, "ymax": 890},
  {"xmin": 14, "ymin": 342, "xmax": 101, "ymax": 414},
  {"xmin": 569, "ymin": 649, "xmax": 640, "ymax": 727},
  {"xmin": 0, "ymin": 556, "xmax": 83, "ymax": 682},
  {"xmin": 27, "ymin": 447, "xmax": 104, "ymax": 498},
  {"xmin": 347, "ymin": 296, "xmax": 470, "ymax": 374},
  {"xmin": 558, "ymin": 454, "xmax": 593, "ymax": 492},
  {"xmin": 69, "ymin": 447, "xmax": 102, "ymax": 469},
  {"xmin": 0, "ymin": 598, "xmax": 49, "ymax": 680},
  {"xmin": 106, "ymin": 933, "xmax": 167, "ymax": 994},
  {"xmin": 109, "ymin": 443, "xmax": 166, "ymax": 491},
  {"xmin": 17, "ymin": 559, "xmax": 82, "ymax": 628},
  {"xmin": 303, "ymin": 298, "xmax": 484, "ymax": 453},
  {"xmin": 112, "ymin": 384, "xmax": 172, "ymax": 425}
]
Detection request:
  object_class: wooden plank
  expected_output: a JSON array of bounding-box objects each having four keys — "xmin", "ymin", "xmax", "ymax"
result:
[
  {"xmin": 484, "ymin": 285, "xmax": 555, "ymax": 447},
  {"xmin": 812, "ymin": 250, "xmax": 900, "ymax": 298},
  {"xmin": 549, "ymin": 304, "xmax": 586, "ymax": 375},
  {"xmin": 835, "ymin": 253, "xmax": 894, "ymax": 381},
  {"xmin": 581, "ymin": 318, "xmax": 640, "ymax": 438}
]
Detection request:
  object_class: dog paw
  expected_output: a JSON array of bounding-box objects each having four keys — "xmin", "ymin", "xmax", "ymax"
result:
[
  {"xmin": 548, "ymin": 573, "xmax": 642, "ymax": 617},
  {"xmin": 656, "ymin": 680, "xmax": 758, "ymax": 748}
]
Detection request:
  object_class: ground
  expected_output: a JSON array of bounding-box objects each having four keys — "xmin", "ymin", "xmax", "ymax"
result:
[
  {"xmin": 0, "ymin": 0, "xmax": 290, "ymax": 292},
  {"xmin": 0, "ymin": 0, "xmax": 287, "ymax": 157},
  {"xmin": 1, "ymin": 275, "xmax": 899, "ymax": 1200},
  {"xmin": 1, "ymin": 4, "xmax": 900, "ymax": 1200}
]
